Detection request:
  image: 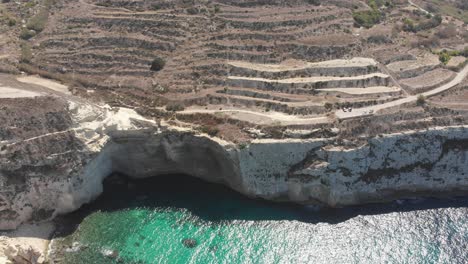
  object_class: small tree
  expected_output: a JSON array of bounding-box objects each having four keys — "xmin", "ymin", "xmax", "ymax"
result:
[
  {"xmin": 416, "ymin": 95, "xmax": 426, "ymax": 106},
  {"xmin": 324, "ymin": 102, "xmax": 333, "ymax": 111},
  {"xmin": 439, "ymin": 52, "xmax": 451, "ymax": 65},
  {"xmin": 150, "ymin": 57, "xmax": 165, "ymax": 72}
]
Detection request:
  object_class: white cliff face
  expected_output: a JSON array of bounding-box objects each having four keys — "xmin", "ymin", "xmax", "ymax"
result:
[
  {"xmin": 288, "ymin": 127, "xmax": 468, "ymax": 206},
  {"xmin": 1, "ymin": 100, "xmax": 468, "ymax": 230}
]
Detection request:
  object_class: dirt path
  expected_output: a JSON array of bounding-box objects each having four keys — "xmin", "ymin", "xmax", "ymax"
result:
[
  {"xmin": 228, "ymin": 57, "xmax": 377, "ymax": 72},
  {"xmin": 180, "ymin": 64, "xmax": 468, "ymax": 124},
  {"xmin": 320, "ymin": 86, "xmax": 400, "ymax": 95},
  {"xmin": 336, "ymin": 64, "xmax": 468, "ymax": 119},
  {"xmin": 0, "ymin": 82, "xmax": 44, "ymax": 98},
  {"xmin": 179, "ymin": 108, "xmax": 329, "ymax": 125},
  {"xmin": 17, "ymin": 76, "xmax": 71, "ymax": 95},
  {"xmin": 228, "ymin": 72, "xmax": 388, "ymax": 84}
]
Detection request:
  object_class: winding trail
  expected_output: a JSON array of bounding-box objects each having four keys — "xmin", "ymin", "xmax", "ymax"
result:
[{"xmin": 336, "ymin": 64, "xmax": 468, "ymax": 119}]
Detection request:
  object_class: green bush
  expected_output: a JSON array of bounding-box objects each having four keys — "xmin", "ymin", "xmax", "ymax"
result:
[
  {"xmin": 439, "ymin": 52, "xmax": 451, "ymax": 64},
  {"xmin": 150, "ymin": 57, "xmax": 165, "ymax": 71}
]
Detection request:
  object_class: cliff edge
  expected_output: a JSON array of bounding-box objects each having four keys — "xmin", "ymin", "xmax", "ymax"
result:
[{"xmin": 1, "ymin": 91, "xmax": 468, "ymax": 230}]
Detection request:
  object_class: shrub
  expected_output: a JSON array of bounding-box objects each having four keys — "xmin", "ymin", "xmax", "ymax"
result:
[
  {"xmin": 20, "ymin": 43, "xmax": 33, "ymax": 63},
  {"xmin": 150, "ymin": 57, "xmax": 165, "ymax": 72},
  {"xmin": 439, "ymin": 52, "xmax": 451, "ymax": 65},
  {"xmin": 7, "ymin": 17, "xmax": 16, "ymax": 26},
  {"xmin": 416, "ymin": 95, "xmax": 426, "ymax": 106},
  {"xmin": 20, "ymin": 28, "xmax": 36, "ymax": 40},
  {"xmin": 367, "ymin": 35, "xmax": 391, "ymax": 44},
  {"xmin": 403, "ymin": 15, "xmax": 442, "ymax": 32},
  {"xmin": 26, "ymin": 8, "xmax": 49, "ymax": 33},
  {"xmin": 238, "ymin": 143, "xmax": 247, "ymax": 149},
  {"xmin": 165, "ymin": 101, "xmax": 185, "ymax": 112},
  {"xmin": 353, "ymin": 9, "xmax": 382, "ymax": 28},
  {"xmin": 186, "ymin": 7, "xmax": 198, "ymax": 15},
  {"xmin": 403, "ymin": 18, "xmax": 415, "ymax": 32},
  {"xmin": 324, "ymin": 102, "xmax": 333, "ymax": 111},
  {"xmin": 462, "ymin": 47, "xmax": 468, "ymax": 57},
  {"xmin": 200, "ymin": 125, "xmax": 219, "ymax": 136}
]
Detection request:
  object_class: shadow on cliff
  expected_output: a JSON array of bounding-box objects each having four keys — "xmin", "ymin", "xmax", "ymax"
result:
[{"xmin": 53, "ymin": 173, "xmax": 468, "ymax": 238}]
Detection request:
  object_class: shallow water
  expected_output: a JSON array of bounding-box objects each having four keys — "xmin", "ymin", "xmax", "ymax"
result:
[{"xmin": 50, "ymin": 175, "xmax": 468, "ymax": 264}]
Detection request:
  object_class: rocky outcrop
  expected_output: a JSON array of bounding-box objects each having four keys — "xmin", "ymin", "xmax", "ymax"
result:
[
  {"xmin": 1, "ymin": 99, "xmax": 468, "ymax": 230},
  {"xmin": 1, "ymin": 245, "xmax": 43, "ymax": 264}
]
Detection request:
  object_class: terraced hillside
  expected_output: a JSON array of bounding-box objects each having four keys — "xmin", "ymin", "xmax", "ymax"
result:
[
  {"xmin": 1, "ymin": 0, "xmax": 467, "ymax": 140},
  {"xmin": 26, "ymin": 1, "xmax": 366, "ymax": 108}
]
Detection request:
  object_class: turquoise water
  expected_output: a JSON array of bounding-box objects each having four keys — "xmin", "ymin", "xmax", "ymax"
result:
[{"xmin": 51, "ymin": 175, "xmax": 468, "ymax": 264}]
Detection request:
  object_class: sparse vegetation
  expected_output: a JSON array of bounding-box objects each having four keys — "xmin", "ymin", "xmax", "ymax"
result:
[
  {"xmin": 434, "ymin": 48, "xmax": 468, "ymax": 65},
  {"xmin": 403, "ymin": 15, "xmax": 442, "ymax": 33},
  {"xmin": 1, "ymin": 0, "xmax": 465, "ymax": 140},
  {"xmin": 352, "ymin": 0, "xmax": 384, "ymax": 28},
  {"xmin": 436, "ymin": 24, "xmax": 458, "ymax": 39}
]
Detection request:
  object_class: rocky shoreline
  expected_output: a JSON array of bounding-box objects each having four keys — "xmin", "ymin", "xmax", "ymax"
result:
[{"xmin": 1, "ymin": 97, "xmax": 468, "ymax": 262}]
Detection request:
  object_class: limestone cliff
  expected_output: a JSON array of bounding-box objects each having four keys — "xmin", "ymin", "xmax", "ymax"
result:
[{"xmin": 1, "ymin": 99, "xmax": 468, "ymax": 230}]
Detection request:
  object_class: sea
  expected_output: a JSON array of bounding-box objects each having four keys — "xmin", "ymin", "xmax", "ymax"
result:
[{"xmin": 49, "ymin": 174, "xmax": 468, "ymax": 264}]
